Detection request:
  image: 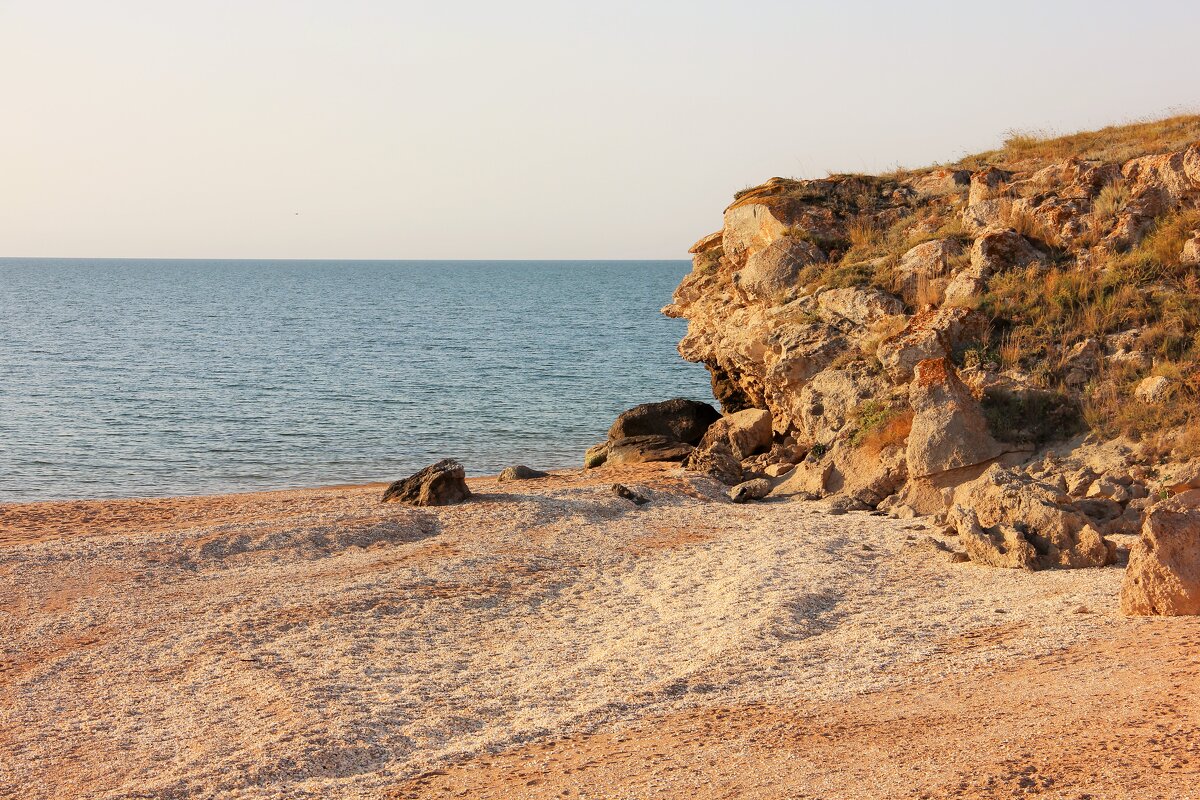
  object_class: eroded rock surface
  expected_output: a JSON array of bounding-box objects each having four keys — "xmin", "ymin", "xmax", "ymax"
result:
[
  {"xmin": 1121, "ymin": 495, "xmax": 1200, "ymax": 615},
  {"xmin": 663, "ymin": 122, "xmax": 1200, "ymax": 543},
  {"xmin": 907, "ymin": 358, "xmax": 1002, "ymax": 479},
  {"xmin": 948, "ymin": 465, "xmax": 1114, "ymax": 570}
]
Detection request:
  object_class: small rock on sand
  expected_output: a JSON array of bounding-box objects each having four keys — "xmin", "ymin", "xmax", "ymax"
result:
[{"xmin": 498, "ymin": 465, "xmax": 549, "ymax": 482}]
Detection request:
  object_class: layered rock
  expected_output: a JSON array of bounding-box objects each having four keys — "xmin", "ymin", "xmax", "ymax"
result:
[{"xmin": 606, "ymin": 435, "xmax": 693, "ymax": 466}]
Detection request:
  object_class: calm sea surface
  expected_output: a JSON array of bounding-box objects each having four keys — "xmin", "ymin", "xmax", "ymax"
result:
[{"xmin": 0, "ymin": 260, "xmax": 713, "ymax": 502}]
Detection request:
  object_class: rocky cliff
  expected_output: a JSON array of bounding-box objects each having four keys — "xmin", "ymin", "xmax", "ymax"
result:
[{"xmin": 664, "ymin": 115, "xmax": 1200, "ymax": 579}]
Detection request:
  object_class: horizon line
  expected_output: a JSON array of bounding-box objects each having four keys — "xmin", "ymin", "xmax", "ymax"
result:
[{"xmin": 0, "ymin": 256, "xmax": 693, "ymax": 263}]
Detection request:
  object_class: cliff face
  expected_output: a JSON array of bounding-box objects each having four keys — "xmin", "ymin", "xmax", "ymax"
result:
[{"xmin": 665, "ymin": 116, "xmax": 1200, "ymax": 531}]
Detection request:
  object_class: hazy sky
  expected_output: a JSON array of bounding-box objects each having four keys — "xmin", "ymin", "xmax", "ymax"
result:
[{"xmin": 3, "ymin": 0, "xmax": 1198, "ymax": 259}]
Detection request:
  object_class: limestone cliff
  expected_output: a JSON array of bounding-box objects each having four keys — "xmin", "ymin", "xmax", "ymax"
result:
[{"xmin": 664, "ymin": 116, "xmax": 1200, "ymax": 564}]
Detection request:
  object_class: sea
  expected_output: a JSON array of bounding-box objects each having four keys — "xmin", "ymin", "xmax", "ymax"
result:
[{"xmin": 0, "ymin": 259, "xmax": 714, "ymax": 502}]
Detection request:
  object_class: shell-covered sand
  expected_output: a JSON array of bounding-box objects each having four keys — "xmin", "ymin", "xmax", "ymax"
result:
[{"xmin": 1, "ymin": 466, "xmax": 1197, "ymax": 799}]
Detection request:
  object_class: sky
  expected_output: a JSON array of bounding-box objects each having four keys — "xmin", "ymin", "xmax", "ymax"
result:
[{"xmin": 2, "ymin": 0, "xmax": 1199, "ymax": 259}]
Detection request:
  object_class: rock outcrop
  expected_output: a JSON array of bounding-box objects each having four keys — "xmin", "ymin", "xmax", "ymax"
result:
[
  {"xmin": 1121, "ymin": 494, "xmax": 1200, "ymax": 615},
  {"xmin": 906, "ymin": 358, "xmax": 1001, "ymax": 478},
  {"xmin": 947, "ymin": 465, "xmax": 1115, "ymax": 569},
  {"xmin": 665, "ymin": 116, "xmax": 1200, "ymax": 541},
  {"xmin": 383, "ymin": 459, "xmax": 471, "ymax": 506}
]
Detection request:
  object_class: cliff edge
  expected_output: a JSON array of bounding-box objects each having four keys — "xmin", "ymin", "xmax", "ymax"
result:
[{"xmin": 665, "ymin": 115, "xmax": 1200, "ymax": 576}]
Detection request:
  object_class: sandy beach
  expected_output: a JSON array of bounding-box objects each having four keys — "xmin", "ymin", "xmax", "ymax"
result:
[{"xmin": 2, "ymin": 466, "xmax": 1196, "ymax": 799}]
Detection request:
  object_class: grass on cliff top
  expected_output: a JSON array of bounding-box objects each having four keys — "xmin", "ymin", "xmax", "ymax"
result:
[
  {"xmin": 956, "ymin": 113, "xmax": 1200, "ymax": 171},
  {"xmin": 738, "ymin": 114, "xmax": 1200, "ymax": 208}
]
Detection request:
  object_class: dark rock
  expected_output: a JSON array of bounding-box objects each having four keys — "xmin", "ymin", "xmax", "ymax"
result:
[
  {"xmin": 608, "ymin": 398, "xmax": 720, "ymax": 445},
  {"xmin": 613, "ymin": 483, "xmax": 649, "ymax": 505},
  {"xmin": 708, "ymin": 363, "xmax": 754, "ymax": 414},
  {"xmin": 382, "ymin": 459, "xmax": 470, "ymax": 506},
  {"xmin": 498, "ymin": 465, "xmax": 549, "ymax": 482},
  {"xmin": 606, "ymin": 435, "xmax": 694, "ymax": 466}
]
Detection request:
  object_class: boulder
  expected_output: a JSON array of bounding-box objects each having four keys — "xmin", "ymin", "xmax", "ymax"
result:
[
  {"xmin": 1134, "ymin": 375, "xmax": 1172, "ymax": 404},
  {"xmin": 972, "ymin": 228, "xmax": 1044, "ymax": 274},
  {"xmin": 729, "ymin": 478, "xmax": 772, "ymax": 503},
  {"xmin": 1065, "ymin": 466, "xmax": 1098, "ymax": 497},
  {"xmin": 968, "ymin": 166, "xmax": 1009, "ymax": 205},
  {"xmin": 1123, "ymin": 144, "xmax": 1200, "ymax": 211},
  {"xmin": 906, "ymin": 358, "xmax": 1002, "ymax": 478},
  {"xmin": 1182, "ymin": 231, "xmax": 1200, "ymax": 267},
  {"xmin": 699, "ymin": 408, "xmax": 773, "ymax": 460},
  {"xmin": 737, "ymin": 238, "xmax": 823, "ymax": 301},
  {"xmin": 769, "ymin": 458, "xmax": 832, "ymax": 499},
  {"xmin": 962, "ymin": 199, "xmax": 1007, "ymax": 234},
  {"xmin": 827, "ymin": 442, "xmax": 907, "ymax": 508},
  {"xmin": 498, "ymin": 465, "xmax": 549, "ymax": 482},
  {"xmin": 943, "ymin": 229, "xmax": 1042, "ymax": 305},
  {"xmin": 608, "ymin": 398, "xmax": 720, "ymax": 445},
  {"xmin": 382, "ymin": 459, "xmax": 471, "ymax": 506},
  {"xmin": 1074, "ymin": 497, "xmax": 1125, "ymax": 531},
  {"xmin": 606, "ymin": 435, "xmax": 694, "ymax": 466},
  {"xmin": 947, "ymin": 465, "xmax": 1115, "ymax": 569},
  {"xmin": 1121, "ymin": 497, "xmax": 1200, "ymax": 615},
  {"xmin": 911, "ymin": 168, "xmax": 970, "ymax": 197},
  {"xmin": 1165, "ymin": 461, "xmax": 1200, "ymax": 494},
  {"xmin": 894, "ymin": 239, "xmax": 960, "ymax": 307},
  {"xmin": 684, "ymin": 441, "xmax": 743, "ymax": 485}
]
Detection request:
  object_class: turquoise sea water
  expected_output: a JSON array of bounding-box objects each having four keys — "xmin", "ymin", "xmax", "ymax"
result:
[{"xmin": 0, "ymin": 260, "xmax": 713, "ymax": 502}]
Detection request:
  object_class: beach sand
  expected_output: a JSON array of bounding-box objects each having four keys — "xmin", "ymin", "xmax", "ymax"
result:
[{"xmin": 1, "ymin": 466, "xmax": 1196, "ymax": 799}]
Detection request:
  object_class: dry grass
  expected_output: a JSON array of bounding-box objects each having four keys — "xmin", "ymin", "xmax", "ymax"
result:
[
  {"xmin": 1092, "ymin": 181, "xmax": 1130, "ymax": 223},
  {"xmin": 958, "ymin": 113, "xmax": 1200, "ymax": 171},
  {"xmin": 1117, "ymin": 208, "xmax": 1200, "ymax": 285}
]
